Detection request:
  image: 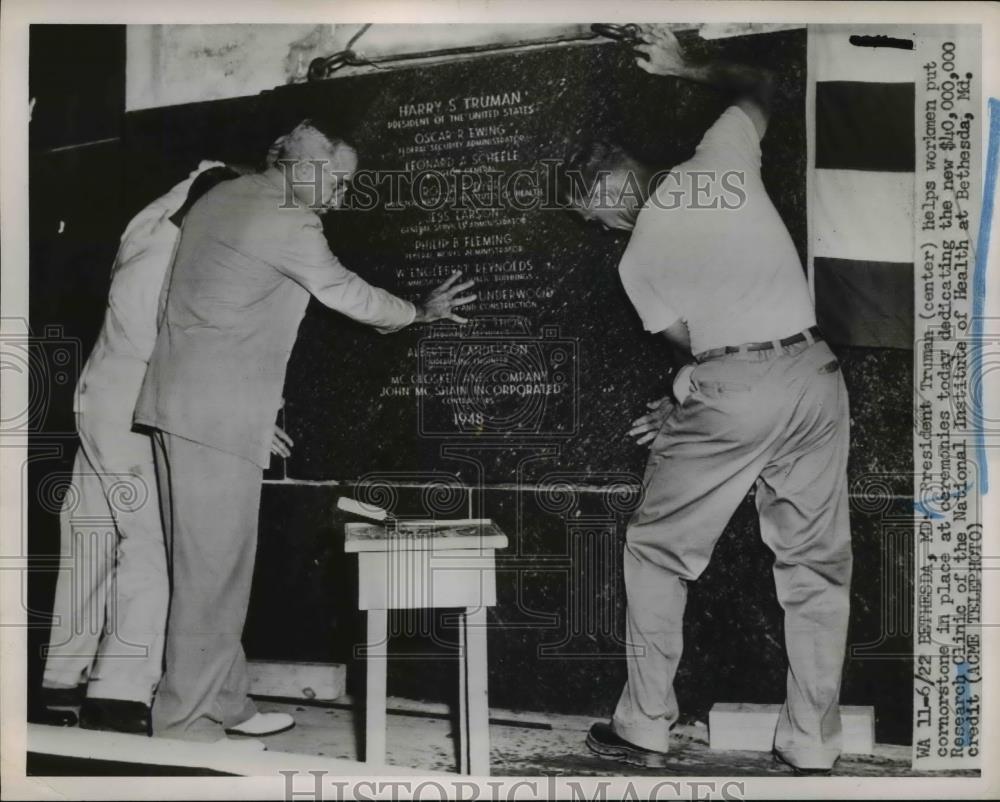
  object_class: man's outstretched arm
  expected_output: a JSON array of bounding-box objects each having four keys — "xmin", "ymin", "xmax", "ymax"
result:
[
  {"xmin": 273, "ymin": 217, "xmax": 475, "ymax": 331},
  {"xmin": 633, "ymin": 24, "xmax": 775, "ymax": 138}
]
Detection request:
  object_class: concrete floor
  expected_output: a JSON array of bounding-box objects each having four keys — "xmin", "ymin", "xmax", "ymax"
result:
[{"xmin": 250, "ymin": 698, "xmax": 970, "ymax": 777}]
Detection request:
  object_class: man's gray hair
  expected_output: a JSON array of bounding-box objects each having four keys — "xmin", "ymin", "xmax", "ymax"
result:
[{"xmin": 267, "ymin": 119, "xmax": 350, "ymax": 166}]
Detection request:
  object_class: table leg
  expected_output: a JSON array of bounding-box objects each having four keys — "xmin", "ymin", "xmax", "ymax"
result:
[
  {"xmin": 458, "ymin": 610, "xmax": 470, "ymax": 774},
  {"xmin": 465, "ymin": 605, "xmax": 490, "ymax": 776},
  {"xmin": 365, "ymin": 609, "xmax": 388, "ymax": 764}
]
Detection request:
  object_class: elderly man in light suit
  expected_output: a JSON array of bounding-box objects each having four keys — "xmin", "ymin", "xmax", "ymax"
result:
[
  {"xmin": 39, "ymin": 162, "xmax": 237, "ymax": 735},
  {"xmin": 135, "ymin": 120, "xmax": 475, "ymax": 743}
]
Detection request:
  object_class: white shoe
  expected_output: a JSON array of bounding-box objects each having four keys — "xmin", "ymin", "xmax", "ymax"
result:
[{"xmin": 224, "ymin": 712, "xmax": 295, "ymax": 737}]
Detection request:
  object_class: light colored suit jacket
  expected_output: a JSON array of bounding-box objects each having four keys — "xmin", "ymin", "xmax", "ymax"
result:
[
  {"xmin": 76, "ymin": 161, "xmax": 224, "ymax": 423},
  {"xmin": 134, "ymin": 168, "xmax": 415, "ymax": 468}
]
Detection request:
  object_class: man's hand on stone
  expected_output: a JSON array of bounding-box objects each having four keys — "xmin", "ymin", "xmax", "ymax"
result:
[
  {"xmin": 414, "ymin": 270, "xmax": 477, "ymax": 324},
  {"xmin": 633, "ymin": 24, "xmax": 690, "ymax": 77},
  {"xmin": 271, "ymin": 425, "xmax": 294, "ymax": 458},
  {"xmin": 628, "ymin": 395, "xmax": 675, "ymax": 445}
]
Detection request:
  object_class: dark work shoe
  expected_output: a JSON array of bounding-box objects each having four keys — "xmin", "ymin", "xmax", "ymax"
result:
[
  {"xmin": 772, "ymin": 749, "xmax": 833, "ymax": 776},
  {"xmin": 586, "ymin": 722, "xmax": 670, "ymax": 768},
  {"xmin": 28, "ymin": 704, "xmax": 78, "ymax": 727},
  {"xmin": 40, "ymin": 684, "xmax": 86, "ymax": 708},
  {"xmin": 30, "ymin": 684, "xmax": 85, "ymax": 726},
  {"xmin": 79, "ymin": 698, "xmax": 151, "ymax": 736}
]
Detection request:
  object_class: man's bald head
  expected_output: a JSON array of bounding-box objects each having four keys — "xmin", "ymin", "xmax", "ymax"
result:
[{"xmin": 272, "ymin": 120, "xmax": 358, "ymax": 211}]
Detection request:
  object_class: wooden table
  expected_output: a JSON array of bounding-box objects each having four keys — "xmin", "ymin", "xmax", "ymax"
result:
[{"xmin": 344, "ymin": 519, "xmax": 508, "ymax": 775}]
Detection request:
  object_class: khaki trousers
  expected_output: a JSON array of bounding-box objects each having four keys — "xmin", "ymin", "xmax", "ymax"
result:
[
  {"xmin": 612, "ymin": 339, "xmax": 852, "ymax": 770},
  {"xmin": 150, "ymin": 431, "xmax": 261, "ymax": 741},
  {"xmin": 44, "ymin": 413, "xmax": 168, "ymax": 703}
]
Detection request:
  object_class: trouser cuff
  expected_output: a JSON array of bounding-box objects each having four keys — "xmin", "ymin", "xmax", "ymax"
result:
[
  {"xmin": 153, "ymin": 723, "xmax": 226, "ymax": 742},
  {"xmin": 42, "ymin": 677, "xmax": 84, "ymax": 691},
  {"xmin": 223, "ymin": 698, "xmax": 259, "ymax": 730},
  {"xmin": 774, "ymin": 746, "xmax": 841, "ymax": 770},
  {"xmin": 42, "ymin": 669, "xmax": 87, "ymax": 690},
  {"xmin": 610, "ymin": 715, "xmax": 671, "ymax": 754}
]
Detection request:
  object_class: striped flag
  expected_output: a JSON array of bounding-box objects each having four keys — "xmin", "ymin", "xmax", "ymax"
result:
[{"xmin": 808, "ymin": 25, "xmax": 917, "ymax": 349}]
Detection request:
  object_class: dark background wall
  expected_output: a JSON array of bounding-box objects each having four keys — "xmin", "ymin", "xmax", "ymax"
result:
[
  {"xmin": 27, "ymin": 23, "xmax": 127, "ymax": 716},
  {"xmin": 28, "ymin": 26, "xmax": 915, "ymax": 745}
]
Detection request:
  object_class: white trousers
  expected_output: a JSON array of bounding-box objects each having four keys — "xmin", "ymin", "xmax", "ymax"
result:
[{"xmin": 43, "ymin": 412, "xmax": 168, "ymax": 704}]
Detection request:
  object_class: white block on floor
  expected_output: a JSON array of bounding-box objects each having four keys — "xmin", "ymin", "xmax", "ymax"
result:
[
  {"xmin": 709, "ymin": 703, "xmax": 875, "ymax": 755},
  {"xmin": 247, "ymin": 660, "xmax": 346, "ymax": 701}
]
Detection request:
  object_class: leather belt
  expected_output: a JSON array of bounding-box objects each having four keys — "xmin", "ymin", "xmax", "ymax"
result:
[{"xmin": 694, "ymin": 326, "xmax": 823, "ymax": 363}]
